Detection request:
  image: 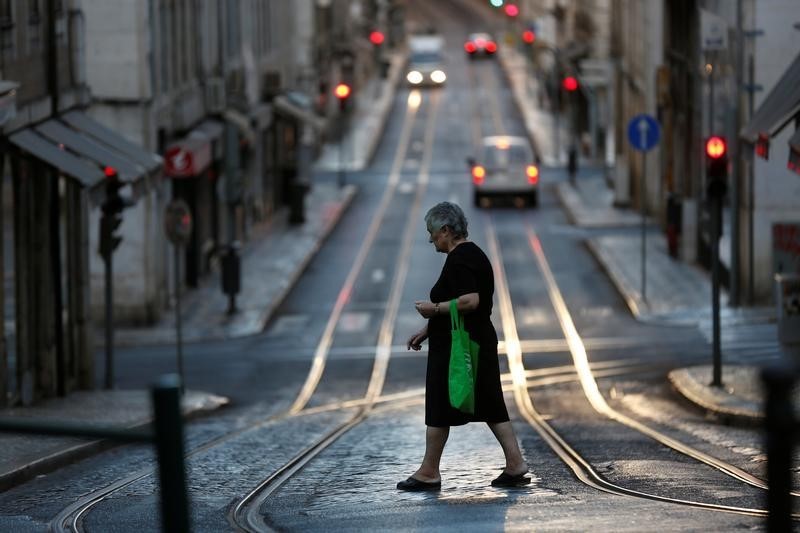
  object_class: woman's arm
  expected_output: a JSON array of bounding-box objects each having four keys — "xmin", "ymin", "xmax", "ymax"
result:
[{"xmin": 414, "ymin": 292, "xmax": 479, "ymax": 318}]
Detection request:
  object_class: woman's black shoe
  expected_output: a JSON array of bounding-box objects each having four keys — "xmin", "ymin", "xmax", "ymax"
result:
[
  {"xmin": 396, "ymin": 477, "xmax": 441, "ymax": 491},
  {"xmin": 491, "ymin": 471, "xmax": 531, "ymax": 487}
]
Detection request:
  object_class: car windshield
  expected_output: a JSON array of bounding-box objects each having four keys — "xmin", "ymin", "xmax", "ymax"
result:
[
  {"xmin": 482, "ymin": 144, "xmax": 531, "ymax": 168},
  {"xmin": 410, "ymin": 51, "xmax": 441, "ymax": 64}
]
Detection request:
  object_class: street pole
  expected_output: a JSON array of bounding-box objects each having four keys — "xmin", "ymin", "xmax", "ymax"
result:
[
  {"xmin": 103, "ymin": 253, "xmax": 114, "ymax": 389},
  {"xmin": 729, "ymin": 0, "xmax": 744, "ymax": 307},
  {"xmin": 173, "ymin": 244, "xmax": 184, "ymax": 391},
  {"xmin": 711, "ymin": 192, "xmax": 722, "ymax": 387},
  {"xmin": 641, "ymin": 151, "xmax": 647, "ymax": 302},
  {"xmin": 747, "ymin": 56, "xmax": 756, "ymax": 304},
  {"xmin": 338, "ymin": 129, "xmax": 345, "ymax": 189}
]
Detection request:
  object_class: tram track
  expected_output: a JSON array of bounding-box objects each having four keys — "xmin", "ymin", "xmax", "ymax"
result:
[
  {"xmin": 484, "ymin": 216, "xmax": 786, "ymax": 519},
  {"xmin": 229, "ymin": 90, "xmax": 443, "ymax": 532}
]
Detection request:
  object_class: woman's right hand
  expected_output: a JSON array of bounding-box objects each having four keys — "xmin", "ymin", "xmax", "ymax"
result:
[{"xmin": 406, "ymin": 326, "xmax": 428, "ymax": 351}]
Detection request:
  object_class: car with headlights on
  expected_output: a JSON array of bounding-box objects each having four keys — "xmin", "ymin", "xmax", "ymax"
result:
[
  {"xmin": 464, "ymin": 32, "xmax": 497, "ymax": 59},
  {"xmin": 406, "ymin": 35, "xmax": 447, "ymax": 87},
  {"xmin": 469, "ymin": 136, "xmax": 540, "ymax": 207}
]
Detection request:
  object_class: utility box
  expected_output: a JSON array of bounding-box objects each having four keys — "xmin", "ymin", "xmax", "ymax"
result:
[{"xmin": 775, "ymin": 274, "xmax": 800, "ymax": 361}]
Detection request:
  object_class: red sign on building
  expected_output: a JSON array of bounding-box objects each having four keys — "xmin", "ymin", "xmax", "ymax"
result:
[{"xmin": 165, "ymin": 137, "xmax": 211, "ymax": 178}]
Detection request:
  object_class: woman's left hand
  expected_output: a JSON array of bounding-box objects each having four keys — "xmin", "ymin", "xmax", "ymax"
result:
[{"xmin": 414, "ymin": 300, "xmax": 436, "ymax": 318}]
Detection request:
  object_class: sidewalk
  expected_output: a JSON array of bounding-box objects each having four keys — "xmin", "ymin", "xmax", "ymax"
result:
[
  {"xmin": 0, "ymin": 53, "xmax": 403, "ymax": 491},
  {"xmin": 496, "ymin": 45, "xmax": 781, "ymax": 426},
  {"xmin": 0, "ymin": 389, "xmax": 228, "ymax": 491}
]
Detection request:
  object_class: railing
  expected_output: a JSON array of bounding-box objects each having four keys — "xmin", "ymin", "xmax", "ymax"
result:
[{"xmin": 0, "ymin": 374, "xmax": 190, "ymax": 532}]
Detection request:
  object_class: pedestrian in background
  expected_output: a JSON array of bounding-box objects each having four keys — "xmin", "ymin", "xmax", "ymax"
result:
[{"xmin": 399, "ymin": 201, "xmax": 529, "ymax": 491}]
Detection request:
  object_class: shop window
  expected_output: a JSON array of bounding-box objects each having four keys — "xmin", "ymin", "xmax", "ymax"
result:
[
  {"xmin": 28, "ymin": 0, "xmax": 42, "ymax": 53},
  {"xmin": 0, "ymin": 0, "xmax": 15, "ymax": 57}
]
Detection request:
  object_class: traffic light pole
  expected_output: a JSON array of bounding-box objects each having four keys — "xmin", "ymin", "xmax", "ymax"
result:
[
  {"xmin": 710, "ymin": 192, "xmax": 723, "ymax": 387},
  {"xmin": 173, "ymin": 244, "xmax": 185, "ymax": 391},
  {"xmin": 103, "ymin": 250, "xmax": 114, "ymax": 389}
]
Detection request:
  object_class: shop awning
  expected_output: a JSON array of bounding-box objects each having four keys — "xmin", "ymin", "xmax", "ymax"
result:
[
  {"xmin": 35, "ymin": 119, "xmax": 147, "ymax": 183},
  {"xmin": 189, "ymin": 119, "xmax": 225, "ymax": 159},
  {"xmin": 9, "ymin": 128, "xmax": 105, "ymax": 187},
  {"xmin": 273, "ymin": 95, "xmax": 326, "ymax": 131},
  {"xmin": 9, "ymin": 128, "xmax": 106, "ymax": 203},
  {"xmin": 60, "ymin": 110, "xmax": 162, "ymax": 174},
  {"xmin": 740, "ymin": 52, "xmax": 800, "ymax": 148},
  {"xmin": 223, "ymin": 108, "xmax": 256, "ymax": 145}
]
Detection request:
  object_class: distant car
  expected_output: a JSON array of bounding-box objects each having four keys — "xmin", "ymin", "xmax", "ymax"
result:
[
  {"xmin": 469, "ymin": 136, "xmax": 540, "ymax": 207},
  {"xmin": 406, "ymin": 35, "xmax": 447, "ymax": 87},
  {"xmin": 464, "ymin": 33, "xmax": 497, "ymax": 58}
]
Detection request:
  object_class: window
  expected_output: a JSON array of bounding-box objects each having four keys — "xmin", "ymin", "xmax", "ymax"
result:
[
  {"xmin": 0, "ymin": 0, "xmax": 13, "ymax": 28},
  {"xmin": 28, "ymin": 0, "xmax": 42, "ymax": 52},
  {"xmin": 0, "ymin": 0, "xmax": 14, "ymax": 55},
  {"xmin": 160, "ymin": 1, "xmax": 169, "ymax": 92},
  {"xmin": 226, "ymin": 0, "xmax": 240, "ymax": 59}
]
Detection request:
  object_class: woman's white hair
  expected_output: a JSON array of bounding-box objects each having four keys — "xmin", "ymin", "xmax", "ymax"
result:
[{"xmin": 424, "ymin": 201, "xmax": 468, "ymax": 239}]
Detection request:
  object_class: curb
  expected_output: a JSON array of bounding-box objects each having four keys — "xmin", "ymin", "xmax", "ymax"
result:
[
  {"xmin": 667, "ymin": 367, "xmax": 762, "ymax": 426},
  {"xmin": 584, "ymin": 238, "xmax": 645, "ymax": 319},
  {"xmin": 496, "ymin": 49, "xmax": 544, "ymax": 163},
  {"xmin": 0, "ymin": 391, "xmax": 229, "ymax": 492},
  {"xmin": 253, "ymin": 184, "xmax": 357, "ymax": 334}
]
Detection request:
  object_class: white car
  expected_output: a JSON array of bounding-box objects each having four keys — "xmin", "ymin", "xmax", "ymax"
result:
[
  {"xmin": 469, "ymin": 136, "xmax": 540, "ymax": 207},
  {"xmin": 406, "ymin": 35, "xmax": 447, "ymax": 87}
]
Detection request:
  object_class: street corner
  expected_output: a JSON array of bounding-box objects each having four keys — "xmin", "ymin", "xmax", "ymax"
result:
[{"xmin": 667, "ymin": 365, "xmax": 764, "ymax": 426}]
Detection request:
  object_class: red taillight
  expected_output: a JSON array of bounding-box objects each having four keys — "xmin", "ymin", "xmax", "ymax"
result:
[
  {"xmin": 464, "ymin": 42, "xmax": 477, "ymax": 53},
  {"xmin": 486, "ymin": 41, "xmax": 497, "ymax": 53},
  {"xmin": 526, "ymin": 165, "xmax": 539, "ymax": 185},
  {"xmin": 472, "ymin": 165, "xmax": 485, "ymax": 184}
]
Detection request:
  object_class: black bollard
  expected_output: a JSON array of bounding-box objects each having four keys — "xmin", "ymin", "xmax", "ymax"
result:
[
  {"xmin": 152, "ymin": 375, "xmax": 191, "ymax": 533},
  {"xmin": 762, "ymin": 363, "xmax": 795, "ymax": 532}
]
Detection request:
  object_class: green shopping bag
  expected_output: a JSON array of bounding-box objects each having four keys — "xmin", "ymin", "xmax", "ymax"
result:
[{"xmin": 448, "ymin": 300, "xmax": 480, "ymax": 414}]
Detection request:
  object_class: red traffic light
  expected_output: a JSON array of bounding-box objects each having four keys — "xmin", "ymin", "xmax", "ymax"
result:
[
  {"xmin": 334, "ymin": 83, "xmax": 351, "ymax": 100},
  {"xmin": 562, "ymin": 76, "xmax": 579, "ymax": 92},
  {"xmin": 104, "ymin": 166, "xmax": 118, "ymax": 178},
  {"xmin": 369, "ymin": 30, "xmax": 384, "ymax": 46},
  {"xmin": 504, "ymin": 4, "xmax": 519, "ymax": 16},
  {"xmin": 706, "ymin": 136, "xmax": 727, "ymax": 159},
  {"xmin": 522, "ymin": 30, "xmax": 535, "ymax": 44}
]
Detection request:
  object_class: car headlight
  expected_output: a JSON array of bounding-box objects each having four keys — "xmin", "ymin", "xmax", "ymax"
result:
[
  {"xmin": 430, "ymin": 70, "xmax": 447, "ymax": 84},
  {"xmin": 406, "ymin": 71, "xmax": 423, "ymax": 84}
]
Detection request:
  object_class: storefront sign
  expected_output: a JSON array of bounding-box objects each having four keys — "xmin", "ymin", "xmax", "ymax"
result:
[{"xmin": 165, "ymin": 138, "xmax": 211, "ymax": 178}]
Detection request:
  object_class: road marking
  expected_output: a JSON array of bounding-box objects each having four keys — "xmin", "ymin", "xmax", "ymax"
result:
[
  {"xmin": 338, "ymin": 312, "xmax": 371, "ymax": 333},
  {"xmin": 371, "ymin": 269, "xmax": 386, "ymax": 283}
]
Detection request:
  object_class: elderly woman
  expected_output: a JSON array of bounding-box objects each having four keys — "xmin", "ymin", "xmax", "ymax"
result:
[{"xmin": 398, "ymin": 201, "xmax": 529, "ymax": 491}]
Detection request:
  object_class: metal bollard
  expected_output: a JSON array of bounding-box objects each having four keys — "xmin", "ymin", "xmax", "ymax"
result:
[
  {"xmin": 762, "ymin": 363, "xmax": 795, "ymax": 532},
  {"xmin": 152, "ymin": 374, "xmax": 191, "ymax": 533}
]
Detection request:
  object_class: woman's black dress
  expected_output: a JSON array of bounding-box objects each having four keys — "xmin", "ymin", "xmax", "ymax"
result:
[{"xmin": 426, "ymin": 241, "xmax": 509, "ymax": 427}]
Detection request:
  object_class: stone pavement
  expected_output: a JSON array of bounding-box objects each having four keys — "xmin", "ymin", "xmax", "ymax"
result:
[
  {"xmin": 0, "ymin": 51, "xmax": 404, "ymax": 491},
  {"xmin": 497, "ymin": 44, "xmax": 784, "ymax": 427}
]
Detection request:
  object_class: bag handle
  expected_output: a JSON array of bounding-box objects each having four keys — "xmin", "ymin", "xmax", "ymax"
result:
[{"xmin": 449, "ymin": 299, "xmax": 463, "ymax": 330}]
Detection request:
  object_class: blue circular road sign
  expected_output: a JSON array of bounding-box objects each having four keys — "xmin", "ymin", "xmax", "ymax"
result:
[{"xmin": 627, "ymin": 114, "xmax": 661, "ymax": 152}]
